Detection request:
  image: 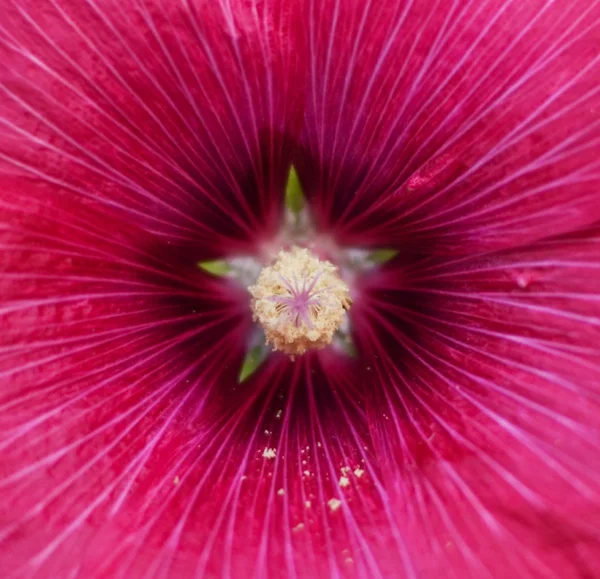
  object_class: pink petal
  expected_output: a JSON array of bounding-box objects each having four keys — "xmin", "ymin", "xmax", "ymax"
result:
[
  {"xmin": 0, "ymin": 263, "xmax": 400, "ymax": 579},
  {"xmin": 352, "ymin": 228, "xmax": 600, "ymax": 577},
  {"xmin": 296, "ymin": 0, "xmax": 600, "ymax": 252},
  {"xmin": 0, "ymin": 0, "xmax": 305, "ymax": 256},
  {"xmin": 0, "ymin": 192, "xmax": 256, "ymax": 574}
]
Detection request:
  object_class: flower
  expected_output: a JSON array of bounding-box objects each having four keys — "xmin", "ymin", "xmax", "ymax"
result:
[{"xmin": 1, "ymin": 0, "xmax": 600, "ymax": 577}]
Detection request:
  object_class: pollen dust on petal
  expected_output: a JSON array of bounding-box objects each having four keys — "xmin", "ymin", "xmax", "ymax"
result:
[
  {"xmin": 262, "ymin": 448, "xmax": 276, "ymax": 459},
  {"xmin": 328, "ymin": 498, "xmax": 342, "ymax": 512}
]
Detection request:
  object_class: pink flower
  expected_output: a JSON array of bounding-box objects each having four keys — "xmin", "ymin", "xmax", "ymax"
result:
[{"xmin": 1, "ymin": 0, "xmax": 600, "ymax": 577}]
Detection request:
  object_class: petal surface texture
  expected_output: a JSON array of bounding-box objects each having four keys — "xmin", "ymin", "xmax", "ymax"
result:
[{"xmin": 1, "ymin": 0, "xmax": 600, "ymax": 578}]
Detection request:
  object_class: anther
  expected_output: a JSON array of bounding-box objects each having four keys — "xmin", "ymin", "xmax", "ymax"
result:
[{"xmin": 249, "ymin": 247, "xmax": 351, "ymax": 357}]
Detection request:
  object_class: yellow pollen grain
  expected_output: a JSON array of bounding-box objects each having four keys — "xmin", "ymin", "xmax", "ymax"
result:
[
  {"xmin": 249, "ymin": 246, "xmax": 351, "ymax": 357},
  {"xmin": 277, "ymin": 488, "xmax": 285, "ymax": 496},
  {"xmin": 328, "ymin": 498, "xmax": 342, "ymax": 512},
  {"xmin": 262, "ymin": 448, "xmax": 276, "ymax": 459},
  {"xmin": 339, "ymin": 476, "xmax": 350, "ymax": 487},
  {"xmin": 354, "ymin": 468, "xmax": 365, "ymax": 478}
]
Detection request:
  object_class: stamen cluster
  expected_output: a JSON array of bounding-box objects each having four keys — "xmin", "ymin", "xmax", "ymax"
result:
[{"xmin": 249, "ymin": 247, "xmax": 351, "ymax": 357}]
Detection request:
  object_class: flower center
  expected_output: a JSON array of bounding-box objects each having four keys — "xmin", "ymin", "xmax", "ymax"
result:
[{"xmin": 249, "ymin": 246, "xmax": 352, "ymax": 357}]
